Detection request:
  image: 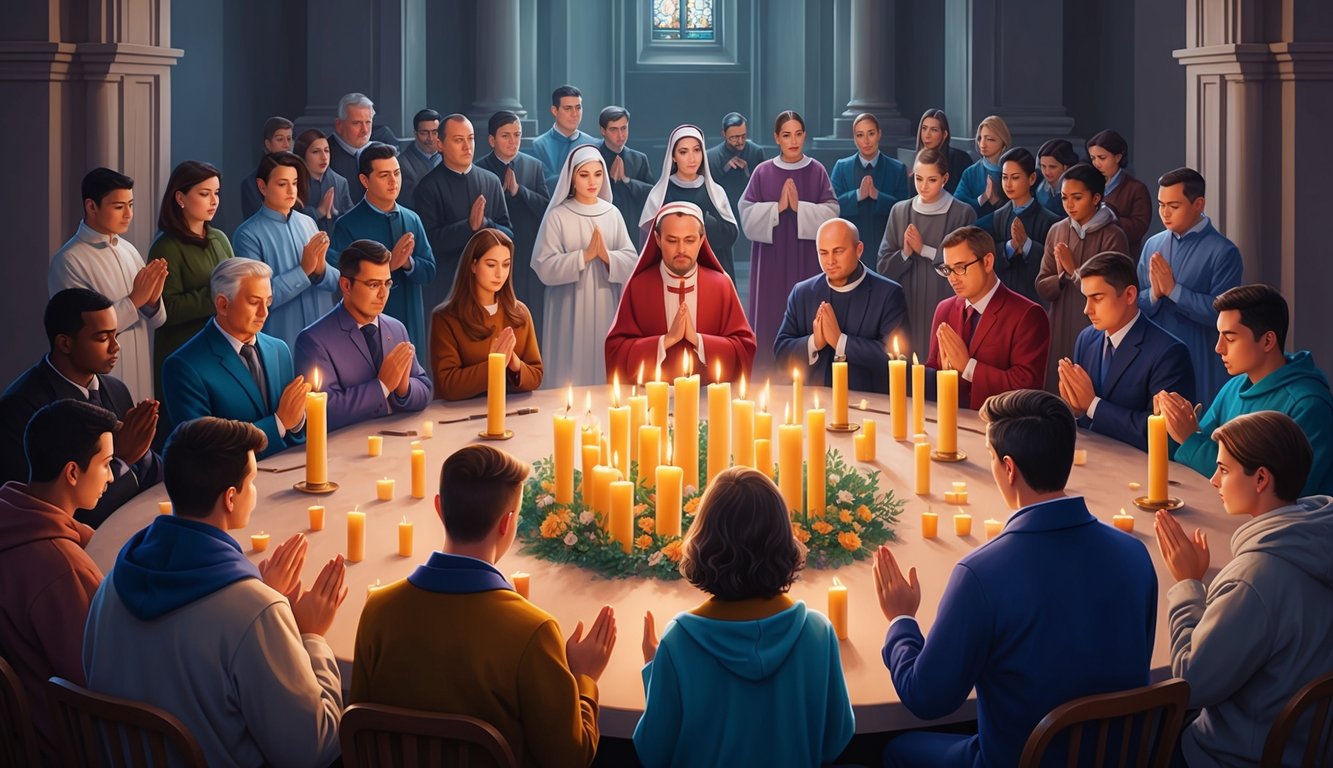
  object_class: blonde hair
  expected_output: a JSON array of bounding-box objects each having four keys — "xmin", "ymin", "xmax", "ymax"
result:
[{"xmin": 976, "ymin": 115, "xmax": 1012, "ymax": 155}]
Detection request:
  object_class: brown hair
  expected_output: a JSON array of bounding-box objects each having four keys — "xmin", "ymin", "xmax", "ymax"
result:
[
  {"xmin": 772, "ymin": 110, "xmax": 805, "ymax": 136},
  {"xmin": 1214, "ymin": 284, "xmax": 1288, "ymax": 352},
  {"xmin": 294, "ymin": 128, "xmax": 327, "ymax": 163},
  {"xmin": 851, "ymin": 112, "xmax": 880, "ymax": 131},
  {"xmin": 439, "ymin": 228, "xmax": 529, "ymax": 341},
  {"xmin": 164, "ymin": 418, "xmax": 267, "ymax": 518},
  {"xmin": 980, "ymin": 390, "xmax": 1076, "ymax": 493},
  {"xmin": 1076, "ymin": 251, "xmax": 1138, "ymax": 294},
  {"xmin": 336, "ymin": 239, "xmax": 391, "ymax": 280},
  {"xmin": 438, "ymin": 445, "xmax": 531, "ymax": 542},
  {"xmin": 941, "ymin": 225, "xmax": 997, "ymax": 262},
  {"xmin": 680, "ymin": 467, "xmax": 805, "ymax": 600},
  {"xmin": 915, "ymin": 108, "xmax": 952, "ymax": 151},
  {"xmin": 913, "ymin": 147, "xmax": 950, "ymax": 176},
  {"xmin": 255, "ymin": 151, "xmax": 310, "ymax": 210},
  {"xmin": 158, "ymin": 160, "xmax": 221, "ymax": 247},
  {"xmin": 1212, "ymin": 411, "xmax": 1312, "ymax": 503}
]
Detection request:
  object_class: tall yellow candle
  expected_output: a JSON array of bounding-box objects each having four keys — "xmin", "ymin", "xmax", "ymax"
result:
[
  {"xmin": 647, "ymin": 363, "xmax": 670, "ymax": 457},
  {"xmin": 609, "ymin": 374, "xmax": 631, "ymax": 480},
  {"xmin": 832, "ymin": 361, "xmax": 849, "ymax": 426},
  {"xmin": 1148, "ymin": 413, "xmax": 1169, "ymax": 501},
  {"xmin": 732, "ymin": 376, "xmax": 754, "ymax": 468},
  {"xmin": 912, "ymin": 353, "xmax": 926, "ymax": 436},
  {"xmin": 806, "ymin": 397, "xmax": 826, "ymax": 518},
  {"xmin": 656, "ymin": 462, "xmax": 683, "ymax": 538},
  {"xmin": 791, "ymin": 368, "xmax": 803, "ymax": 417},
  {"xmin": 754, "ymin": 438, "xmax": 773, "ymax": 479},
  {"xmin": 398, "ymin": 517, "xmax": 413, "ymax": 557},
  {"xmin": 610, "ymin": 480, "xmax": 634, "ymax": 553},
  {"xmin": 629, "ymin": 392, "xmax": 647, "ymax": 461},
  {"xmin": 410, "ymin": 448, "xmax": 426, "ymax": 499},
  {"xmin": 778, "ymin": 403, "xmax": 804, "ymax": 515},
  {"xmin": 673, "ymin": 367, "xmax": 700, "ymax": 490},
  {"xmin": 486, "ymin": 352, "xmax": 506, "ymax": 435},
  {"xmin": 889, "ymin": 339, "xmax": 907, "ymax": 439},
  {"xmin": 347, "ymin": 509, "xmax": 365, "ymax": 563},
  {"xmin": 936, "ymin": 369, "xmax": 959, "ymax": 455},
  {"xmin": 854, "ymin": 419, "xmax": 877, "ymax": 462},
  {"xmin": 638, "ymin": 424, "xmax": 661, "ymax": 487},
  {"xmin": 828, "ymin": 577, "xmax": 849, "ymax": 640},
  {"xmin": 914, "ymin": 436, "xmax": 931, "ymax": 495},
  {"xmin": 580, "ymin": 444, "xmax": 600, "ymax": 502},
  {"xmin": 706, "ymin": 364, "xmax": 731, "ymax": 484},
  {"xmin": 581, "ymin": 416, "xmax": 601, "ymax": 486},
  {"xmin": 553, "ymin": 404, "xmax": 576, "ymax": 505},
  {"xmin": 305, "ymin": 372, "xmax": 327, "ymax": 487},
  {"xmin": 592, "ymin": 465, "xmax": 621, "ymax": 528},
  {"xmin": 755, "ymin": 388, "xmax": 773, "ymax": 446}
]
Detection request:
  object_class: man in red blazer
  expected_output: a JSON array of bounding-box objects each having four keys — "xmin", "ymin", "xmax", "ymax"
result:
[
  {"xmin": 927, "ymin": 226, "xmax": 1050, "ymax": 409},
  {"xmin": 605, "ymin": 201, "xmax": 756, "ymax": 384}
]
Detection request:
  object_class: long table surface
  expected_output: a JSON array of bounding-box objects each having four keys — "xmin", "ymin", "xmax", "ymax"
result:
[{"xmin": 87, "ymin": 385, "xmax": 1232, "ymax": 737}]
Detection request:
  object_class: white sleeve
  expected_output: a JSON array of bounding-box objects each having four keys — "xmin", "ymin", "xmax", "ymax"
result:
[
  {"xmin": 796, "ymin": 198, "xmax": 839, "ymax": 240},
  {"xmin": 530, "ymin": 213, "xmax": 589, "ymax": 287},
  {"xmin": 738, "ymin": 198, "xmax": 780, "ymax": 244},
  {"xmin": 605, "ymin": 216, "xmax": 638, "ymax": 285}
]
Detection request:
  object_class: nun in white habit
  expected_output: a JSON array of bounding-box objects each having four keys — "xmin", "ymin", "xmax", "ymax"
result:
[
  {"xmin": 638, "ymin": 124, "xmax": 740, "ymax": 281},
  {"xmin": 531, "ymin": 144, "xmax": 637, "ymax": 387}
]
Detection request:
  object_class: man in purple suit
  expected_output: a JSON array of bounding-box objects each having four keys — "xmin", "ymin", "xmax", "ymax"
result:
[{"xmin": 294, "ymin": 240, "xmax": 432, "ymax": 430}]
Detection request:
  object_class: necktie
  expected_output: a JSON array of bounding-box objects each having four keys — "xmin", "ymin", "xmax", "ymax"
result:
[
  {"xmin": 87, "ymin": 382, "xmax": 112, "ymax": 411},
  {"xmin": 963, "ymin": 306, "xmax": 980, "ymax": 347},
  {"xmin": 362, "ymin": 324, "xmax": 384, "ymax": 370},
  {"xmin": 239, "ymin": 343, "xmax": 270, "ymax": 406},
  {"xmin": 1100, "ymin": 336, "xmax": 1115, "ymax": 390}
]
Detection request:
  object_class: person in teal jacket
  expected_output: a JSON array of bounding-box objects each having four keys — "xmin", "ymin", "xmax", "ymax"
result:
[
  {"xmin": 1158, "ymin": 284, "xmax": 1333, "ymax": 496},
  {"xmin": 634, "ymin": 467, "xmax": 854, "ymax": 768}
]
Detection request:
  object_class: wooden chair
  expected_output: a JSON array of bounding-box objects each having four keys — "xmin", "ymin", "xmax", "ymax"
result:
[
  {"xmin": 340, "ymin": 703, "xmax": 518, "ymax": 768},
  {"xmin": 1019, "ymin": 678, "xmax": 1191, "ymax": 768},
  {"xmin": 1262, "ymin": 671, "xmax": 1333, "ymax": 767},
  {"xmin": 0, "ymin": 656, "xmax": 40, "ymax": 768},
  {"xmin": 46, "ymin": 677, "xmax": 207, "ymax": 767}
]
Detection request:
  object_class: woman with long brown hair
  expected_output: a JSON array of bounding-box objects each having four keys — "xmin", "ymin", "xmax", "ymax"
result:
[{"xmin": 430, "ymin": 228, "xmax": 543, "ymax": 399}]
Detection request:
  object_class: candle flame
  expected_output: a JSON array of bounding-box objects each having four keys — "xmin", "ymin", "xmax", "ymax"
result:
[
  {"xmin": 832, "ymin": 576, "xmax": 843, "ymax": 588},
  {"xmin": 893, "ymin": 335, "xmax": 901, "ymax": 358},
  {"xmin": 763, "ymin": 381, "xmax": 771, "ymax": 411},
  {"xmin": 791, "ymin": 367, "xmax": 801, "ymax": 383},
  {"xmin": 714, "ymin": 359, "xmax": 722, "ymax": 383},
  {"xmin": 814, "ymin": 393, "xmax": 820, "ymax": 409},
  {"xmin": 858, "ymin": 398, "xmax": 868, "ymax": 410},
  {"xmin": 637, "ymin": 361, "xmax": 645, "ymax": 387},
  {"xmin": 739, "ymin": 374, "xmax": 747, "ymax": 399},
  {"xmin": 311, "ymin": 368, "xmax": 322, "ymax": 392},
  {"xmin": 680, "ymin": 349, "xmax": 689, "ymax": 377},
  {"xmin": 1120, "ymin": 508, "xmax": 1127, "ymax": 516},
  {"xmin": 566, "ymin": 385, "xmax": 573, "ymax": 414},
  {"xmin": 585, "ymin": 391, "xmax": 593, "ymax": 416},
  {"xmin": 655, "ymin": 360, "xmax": 662, "ymax": 383},
  {"xmin": 912, "ymin": 352, "xmax": 920, "ymax": 366},
  {"xmin": 666, "ymin": 439, "xmax": 673, "ymax": 465},
  {"xmin": 612, "ymin": 372, "xmax": 621, "ymax": 407},
  {"xmin": 401, "ymin": 516, "xmax": 408, "ymax": 524}
]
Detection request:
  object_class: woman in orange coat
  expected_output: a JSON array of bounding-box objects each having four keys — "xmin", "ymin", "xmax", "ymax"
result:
[{"xmin": 430, "ymin": 228, "xmax": 543, "ymax": 399}]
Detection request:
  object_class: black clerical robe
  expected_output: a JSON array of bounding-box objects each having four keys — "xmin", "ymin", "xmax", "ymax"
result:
[
  {"xmin": 978, "ymin": 200, "xmax": 1060, "ymax": 309},
  {"xmin": 476, "ymin": 151, "xmax": 551, "ymax": 340},
  {"xmin": 414, "ymin": 164, "xmax": 514, "ymax": 312},
  {"xmin": 597, "ymin": 141, "xmax": 654, "ymax": 250}
]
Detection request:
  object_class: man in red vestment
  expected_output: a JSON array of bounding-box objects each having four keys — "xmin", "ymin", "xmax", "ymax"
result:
[
  {"xmin": 605, "ymin": 201, "xmax": 755, "ymax": 384},
  {"xmin": 926, "ymin": 225, "xmax": 1050, "ymax": 409}
]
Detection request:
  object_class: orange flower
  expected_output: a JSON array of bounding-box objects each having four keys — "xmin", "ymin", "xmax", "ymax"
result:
[
  {"xmin": 634, "ymin": 503, "xmax": 648, "ymax": 516},
  {"xmin": 639, "ymin": 517, "xmax": 655, "ymax": 534},
  {"xmin": 541, "ymin": 480, "xmax": 553, "ymax": 492},
  {"xmin": 838, "ymin": 531, "xmax": 862, "ymax": 551},
  {"xmin": 858, "ymin": 504, "xmax": 873, "ymax": 522},
  {"xmin": 812, "ymin": 520, "xmax": 834, "ymax": 535},
  {"xmin": 838, "ymin": 509, "xmax": 853, "ymax": 524},
  {"xmin": 539, "ymin": 514, "xmax": 565, "ymax": 538},
  {"xmin": 791, "ymin": 523, "xmax": 811, "ymax": 544},
  {"xmin": 636, "ymin": 534, "xmax": 654, "ymax": 550},
  {"xmin": 684, "ymin": 497, "xmax": 701, "ymax": 514},
  {"xmin": 662, "ymin": 540, "xmax": 684, "ymax": 562}
]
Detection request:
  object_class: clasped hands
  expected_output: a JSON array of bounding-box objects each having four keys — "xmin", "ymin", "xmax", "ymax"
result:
[
  {"xmin": 810, "ymin": 302, "xmax": 842, "ymax": 351},
  {"xmin": 777, "ymin": 178, "xmax": 800, "ymax": 212},
  {"xmin": 376, "ymin": 342, "xmax": 417, "ymax": 397},
  {"xmin": 663, "ymin": 301, "xmax": 697, "ymax": 350},
  {"xmin": 489, "ymin": 326, "xmax": 524, "ymax": 372},
  {"xmin": 935, "ymin": 322, "xmax": 971, "ymax": 374},
  {"xmin": 583, "ymin": 226, "xmax": 611, "ymax": 267}
]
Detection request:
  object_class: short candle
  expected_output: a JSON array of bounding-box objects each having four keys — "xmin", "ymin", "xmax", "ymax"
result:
[
  {"xmin": 921, "ymin": 509, "xmax": 939, "ymax": 538},
  {"xmin": 397, "ymin": 517, "xmax": 413, "ymax": 557},
  {"xmin": 376, "ymin": 477, "xmax": 395, "ymax": 501},
  {"xmin": 347, "ymin": 509, "xmax": 366, "ymax": 563},
  {"xmin": 158, "ymin": 501, "xmax": 172, "ymax": 515},
  {"xmin": 421, "ymin": 419, "xmax": 434, "ymax": 439},
  {"xmin": 511, "ymin": 572, "xmax": 530, "ymax": 599},
  {"xmin": 1113, "ymin": 508, "xmax": 1135, "ymax": 533},
  {"xmin": 953, "ymin": 510, "xmax": 972, "ymax": 537},
  {"xmin": 250, "ymin": 532, "xmax": 270, "ymax": 552},
  {"xmin": 984, "ymin": 518, "xmax": 1002, "ymax": 539},
  {"xmin": 367, "ymin": 435, "xmax": 383, "ymax": 457},
  {"xmin": 1073, "ymin": 448, "xmax": 1087, "ymax": 466},
  {"xmin": 308, "ymin": 505, "xmax": 325, "ymax": 531},
  {"xmin": 827, "ymin": 578, "xmax": 849, "ymax": 641}
]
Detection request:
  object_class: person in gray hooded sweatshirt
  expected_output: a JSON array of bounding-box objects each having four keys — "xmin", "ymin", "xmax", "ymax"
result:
[{"xmin": 1155, "ymin": 410, "xmax": 1333, "ymax": 767}]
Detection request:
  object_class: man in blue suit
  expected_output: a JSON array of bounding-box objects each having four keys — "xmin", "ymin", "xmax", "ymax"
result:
[
  {"xmin": 1058, "ymin": 251, "xmax": 1195, "ymax": 451},
  {"xmin": 162, "ymin": 259, "xmax": 309, "ymax": 459},
  {"xmin": 294, "ymin": 240, "xmax": 432, "ymax": 431},
  {"xmin": 875, "ymin": 389, "xmax": 1158, "ymax": 767},
  {"xmin": 829, "ymin": 114, "xmax": 910, "ymax": 273},
  {"xmin": 774, "ymin": 218, "xmax": 906, "ymax": 394}
]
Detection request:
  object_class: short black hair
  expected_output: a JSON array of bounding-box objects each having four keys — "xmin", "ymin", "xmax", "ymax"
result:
[
  {"xmin": 438, "ymin": 445, "xmax": 531, "ymax": 542},
  {"xmin": 45, "ymin": 288, "xmax": 113, "ymax": 349},
  {"xmin": 1060, "ymin": 163, "xmax": 1106, "ymax": 197},
  {"xmin": 25, "ymin": 399, "xmax": 118, "ymax": 484},
  {"xmin": 551, "ymin": 85, "xmax": 581, "ymax": 106},
  {"xmin": 412, "ymin": 108, "xmax": 442, "ymax": 131},
  {"xmin": 721, "ymin": 112, "xmax": 747, "ymax": 131},
  {"xmin": 164, "ymin": 418, "xmax": 267, "ymax": 518},
  {"xmin": 357, "ymin": 141, "xmax": 398, "ymax": 179},
  {"xmin": 337, "ymin": 239, "xmax": 391, "ymax": 280},
  {"xmin": 81, "ymin": 167, "xmax": 133, "ymax": 207},
  {"xmin": 487, "ymin": 110, "xmax": 520, "ymax": 136},
  {"xmin": 1086, "ymin": 129, "xmax": 1130, "ymax": 168},
  {"xmin": 980, "ymin": 389, "xmax": 1076, "ymax": 493},
  {"xmin": 1037, "ymin": 139, "xmax": 1080, "ymax": 168},
  {"xmin": 1076, "ymin": 251, "xmax": 1138, "ymax": 294},
  {"xmin": 599, "ymin": 106, "xmax": 629, "ymax": 128},
  {"xmin": 1215, "ymin": 284, "xmax": 1289, "ymax": 351},
  {"xmin": 999, "ymin": 146, "xmax": 1037, "ymax": 177},
  {"xmin": 254, "ymin": 151, "xmax": 310, "ymax": 206},
  {"xmin": 262, "ymin": 116, "xmax": 293, "ymax": 141},
  {"xmin": 1157, "ymin": 167, "xmax": 1206, "ymax": 202}
]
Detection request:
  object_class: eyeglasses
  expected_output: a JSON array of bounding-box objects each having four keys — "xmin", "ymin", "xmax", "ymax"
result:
[
  {"xmin": 935, "ymin": 258, "xmax": 981, "ymax": 278},
  {"xmin": 351, "ymin": 278, "xmax": 394, "ymax": 292},
  {"xmin": 414, "ymin": 129, "xmax": 435, "ymax": 137}
]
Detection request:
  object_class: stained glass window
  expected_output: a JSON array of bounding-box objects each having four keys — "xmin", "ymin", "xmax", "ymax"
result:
[{"xmin": 651, "ymin": 0, "xmax": 715, "ymax": 41}]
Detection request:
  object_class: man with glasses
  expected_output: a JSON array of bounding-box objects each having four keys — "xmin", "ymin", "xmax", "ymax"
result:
[
  {"xmin": 295, "ymin": 240, "xmax": 431, "ymax": 430},
  {"xmin": 925, "ymin": 226, "xmax": 1049, "ymax": 409},
  {"xmin": 399, "ymin": 109, "xmax": 442, "ymax": 206},
  {"xmin": 708, "ymin": 113, "xmax": 766, "ymax": 269}
]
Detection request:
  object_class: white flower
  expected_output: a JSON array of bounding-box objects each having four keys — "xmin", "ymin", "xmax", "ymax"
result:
[
  {"xmin": 578, "ymin": 510, "xmax": 597, "ymax": 525},
  {"xmin": 828, "ymin": 474, "xmax": 841, "ymax": 485},
  {"xmin": 540, "ymin": 494, "xmax": 555, "ymax": 507},
  {"xmin": 685, "ymin": 484, "xmax": 698, "ymax": 496},
  {"xmin": 587, "ymin": 532, "xmax": 598, "ymax": 541},
  {"xmin": 535, "ymin": 495, "xmax": 550, "ymax": 508},
  {"xmin": 648, "ymin": 552, "xmax": 664, "ymax": 566},
  {"xmin": 563, "ymin": 532, "xmax": 578, "ymax": 546},
  {"xmin": 837, "ymin": 490, "xmax": 854, "ymax": 504}
]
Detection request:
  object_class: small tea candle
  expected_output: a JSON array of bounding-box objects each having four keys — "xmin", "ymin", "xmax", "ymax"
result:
[
  {"xmin": 922, "ymin": 509, "xmax": 939, "ymax": 539},
  {"xmin": 952, "ymin": 481, "xmax": 967, "ymax": 493},
  {"xmin": 827, "ymin": 577, "xmax": 849, "ymax": 641},
  {"xmin": 397, "ymin": 517, "xmax": 413, "ymax": 557},
  {"xmin": 157, "ymin": 501, "xmax": 172, "ymax": 515},
  {"xmin": 421, "ymin": 419, "xmax": 434, "ymax": 439},
  {"xmin": 954, "ymin": 510, "xmax": 972, "ymax": 537},
  {"xmin": 1073, "ymin": 448, "xmax": 1087, "ymax": 466},
  {"xmin": 1113, "ymin": 508, "xmax": 1135, "ymax": 533},
  {"xmin": 511, "ymin": 572, "xmax": 530, "ymax": 599},
  {"xmin": 250, "ymin": 532, "xmax": 270, "ymax": 552},
  {"xmin": 376, "ymin": 477, "xmax": 395, "ymax": 501},
  {"xmin": 984, "ymin": 518, "xmax": 1002, "ymax": 539},
  {"xmin": 366, "ymin": 578, "xmax": 382, "ymax": 597},
  {"xmin": 367, "ymin": 435, "xmax": 383, "ymax": 456},
  {"xmin": 308, "ymin": 505, "xmax": 325, "ymax": 531}
]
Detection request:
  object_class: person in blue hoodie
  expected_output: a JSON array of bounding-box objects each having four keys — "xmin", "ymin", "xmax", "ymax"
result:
[
  {"xmin": 1155, "ymin": 411, "xmax": 1333, "ymax": 767},
  {"xmin": 1158, "ymin": 284, "xmax": 1333, "ymax": 497},
  {"xmin": 634, "ymin": 466, "xmax": 854, "ymax": 767},
  {"xmin": 82, "ymin": 417, "xmax": 348, "ymax": 768},
  {"xmin": 876, "ymin": 389, "xmax": 1158, "ymax": 767}
]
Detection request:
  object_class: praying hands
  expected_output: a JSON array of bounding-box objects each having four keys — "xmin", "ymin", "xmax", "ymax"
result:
[
  {"xmin": 935, "ymin": 322, "xmax": 970, "ymax": 373},
  {"xmin": 1056, "ymin": 357, "xmax": 1095, "ymax": 416}
]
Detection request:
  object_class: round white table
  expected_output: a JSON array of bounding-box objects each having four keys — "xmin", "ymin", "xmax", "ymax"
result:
[{"xmin": 87, "ymin": 385, "xmax": 1232, "ymax": 737}]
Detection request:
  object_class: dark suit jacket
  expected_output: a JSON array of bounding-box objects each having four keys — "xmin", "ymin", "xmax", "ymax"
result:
[
  {"xmin": 294, "ymin": 303, "xmax": 432, "ymax": 431},
  {"xmin": 0, "ymin": 360, "xmax": 161, "ymax": 527},
  {"xmin": 774, "ymin": 270, "xmax": 906, "ymax": 394},
  {"xmin": 977, "ymin": 200, "xmax": 1060, "ymax": 308},
  {"xmin": 1073, "ymin": 314, "xmax": 1195, "ymax": 451},
  {"xmin": 926, "ymin": 281, "xmax": 1050, "ymax": 409},
  {"xmin": 329, "ymin": 126, "xmax": 400, "ymax": 204},
  {"xmin": 596, "ymin": 141, "xmax": 654, "ymax": 249},
  {"xmin": 162, "ymin": 322, "xmax": 304, "ymax": 459}
]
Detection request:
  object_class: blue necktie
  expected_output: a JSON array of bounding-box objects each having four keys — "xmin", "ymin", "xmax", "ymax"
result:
[
  {"xmin": 1100, "ymin": 336, "xmax": 1115, "ymax": 390},
  {"xmin": 362, "ymin": 324, "xmax": 383, "ymax": 370}
]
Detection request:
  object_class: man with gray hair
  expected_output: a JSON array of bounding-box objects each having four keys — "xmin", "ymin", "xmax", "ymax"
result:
[
  {"xmin": 162, "ymin": 258, "xmax": 310, "ymax": 458},
  {"xmin": 329, "ymin": 92, "xmax": 398, "ymax": 204}
]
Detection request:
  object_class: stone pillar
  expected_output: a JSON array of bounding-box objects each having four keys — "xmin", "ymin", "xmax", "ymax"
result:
[
  {"xmin": 470, "ymin": 0, "xmax": 532, "ymax": 133},
  {"xmin": 833, "ymin": 0, "xmax": 911, "ymax": 140}
]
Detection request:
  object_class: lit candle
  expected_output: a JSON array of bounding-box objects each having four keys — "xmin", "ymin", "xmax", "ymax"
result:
[
  {"xmin": 1073, "ymin": 448, "xmax": 1088, "ymax": 466},
  {"xmin": 1148, "ymin": 412, "xmax": 1169, "ymax": 502},
  {"xmin": 732, "ymin": 375, "xmax": 754, "ymax": 468},
  {"xmin": 629, "ymin": 364, "xmax": 648, "ymax": 462},
  {"xmin": 308, "ymin": 505, "xmax": 325, "ymax": 531},
  {"xmin": 647, "ymin": 361, "xmax": 670, "ymax": 457},
  {"xmin": 367, "ymin": 435, "xmax": 383, "ymax": 457},
  {"xmin": 396, "ymin": 516, "xmax": 414, "ymax": 557},
  {"xmin": 553, "ymin": 389, "xmax": 576, "ymax": 505},
  {"xmin": 911, "ymin": 353, "xmax": 925, "ymax": 436},
  {"xmin": 922, "ymin": 508, "xmax": 939, "ymax": 538},
  {"xmin": 936, "ymin": 369, "xmax": 959, "ymax": 455},
  {"xmin": 952, "ymin": 481, "xmax": 967, "ymax": 493},
  {"xmin": 889, "ymin": 336, "xmax": 907, "ymax": 440},
  {"xmin": 305, "ymin": 369, "xmax": 328, "ymax": 487},
  {"xmin": 656, "ymin": 456, "xmax": 684, "ymax": 538},
  {"xmin": 158, "ymin": 501, "xmax": 172, "ymax": 515},
  {"xmin": 755, "ymin": 384, "xmax": 773, "ymax": 444},
  {"xmin": 486, "ymin": 352, "xmax": 506, "ymax": 436},
  {"xmin": 791, "ymin": 368, "xmax": 803, "ymax": 417},
  {"xmin": 944, "ymin": 491, "xmax": 958, "ymax": 504},
  {"xmin": 581, "ymin": 403, "xmax": 601, "ymax": 490},
  {"xmin": 806, "ymin": 395, "xmax": 826, "ymax": 518},
  {"xmin": 511, "ymin": 572, "xmax": 530, "ymax": 599},
  {"xmin": 610, "ymin": 479, "xmax": 634, "ymax": 553},
  {"xmin": 410, "ymin": 449, "xmax": 426, "ymax": 499},
  {"xmin": 609, "ymin": 373, "xmax": 631, "ymax": 479},
  {"xmin": 367, "ymin": 579, "xmax": 382, "ymax": 597},
  {"xmin": 954, "ymin": 510, "xmax": 972, "ymax": 537},
  {"xmin": 673, "ymin": 352, "xmax": 700, "ymax": 489},
  {"xmin": 984, "ymin": 518, "xmax": 1002, "ymax": 539},
  {"xmin": 421, "ymin": 419, "xmax": 434, "ymax": 439},
  {"xmin": 832, "ymin": 361, "xmax": 849, "ymax": 426},
  {"xmin": 347, "ymin": 508, "xmax": 365, "ymax": 563},
  {"xmin": 376, "ymin": 477, "xmax": 395, "ymax": 501},
  {"xmin": 706, "ymin": 361, "xmax": 731, "ymax": 484},
  {"xmin": 592, "ymin": 465, "xmax": 621, "ymax": 528},
  {"xmin": 580, "ymin": 444, "xmax": 600, "ymax": 502},
  {"xmin": 250, "ymin": 532, "xmax": 270, "ymax": 552},
  {"xmin": 638, "ymin": 423, "xmax": 661, "ymax": 488},
  {"xmin": 914, "ymin": 434, "xmax": 931, "ymax": 495},
  {"xmin": 754, "ymin": 438, "xmax": 773, "ymax": 479},
  {"xmin": 778, "ymin": 403, "xmax": 804, "ymax": 516},
  {"xmin": 854, "ymin": 418, "xmax": 877, "ymax": 462},
  {"xmin": 827, "ymin": 577, "xmax": 849, "ymax": 641},
  {"xmin": 1113, "ymin": 508, "xmax": 1135, "ymax": 533}
]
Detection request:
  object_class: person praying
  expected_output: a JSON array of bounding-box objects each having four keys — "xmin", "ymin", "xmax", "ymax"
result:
[{"xmin": 639, "ymin": 124, "xmax": 740, "ymax": 282}]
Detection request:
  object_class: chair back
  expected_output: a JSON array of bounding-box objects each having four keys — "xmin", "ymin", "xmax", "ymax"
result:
[
  {"xmin": 1262, "ymin": 671, "xmax": 1333, "ymax": 767},
  {"xmin": 0, "ymin": 656, "xmax": 40, "ymax": 768},
  {"xmin": 340, "ymin": 703, "xmax": 518, "ymax": 768},
  {"xmin": 46, "ymin": 677, "xmax": 207, "ymax": 767},
  {"xmin": 1020, "ymin": 678, "xmax": 1191, "ymax": 768}
]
